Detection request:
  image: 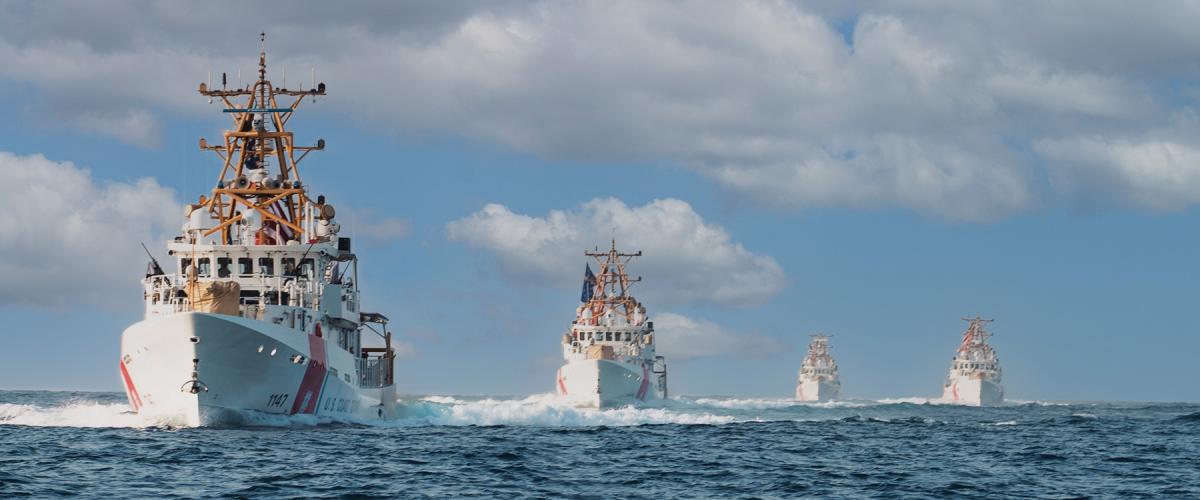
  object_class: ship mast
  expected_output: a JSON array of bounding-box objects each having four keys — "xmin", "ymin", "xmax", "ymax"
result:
[
  {"xmin": 808, "ymin": 334, "xmax": 831, "ymax": 358},
  {"xmin": 584, "ymin": 239, "xmax": 643, "ymax": 323},
  {"xmin": 196, "ymin": 33, "xmax": 327, "ymax": 244},
  {"xmin": 958, "ymin": 315, "xmax": 994, "ymax": 353}
]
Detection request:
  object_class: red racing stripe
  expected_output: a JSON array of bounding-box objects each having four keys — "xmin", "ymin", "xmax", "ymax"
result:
[
  {"xmin": 290, "ymin": 332, "xmax": 328, "ymax": 415},
  {"xmin": 119, "ymin": 359, "xmax": 142, "ymax": 412},
  {"xmin": 636, "ymin": 365, "xmax": 650, "ymax": 400}
]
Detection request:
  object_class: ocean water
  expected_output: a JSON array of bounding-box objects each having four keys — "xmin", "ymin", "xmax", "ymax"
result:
[{"xmin": 1, "ymin": 391, "xmax": 1197, "ymax": 498}]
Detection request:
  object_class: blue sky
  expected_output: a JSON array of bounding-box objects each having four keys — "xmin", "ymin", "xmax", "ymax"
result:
[{"xmin": 1, "ymin": 1, "xmax": 1199, "ymax": 402}]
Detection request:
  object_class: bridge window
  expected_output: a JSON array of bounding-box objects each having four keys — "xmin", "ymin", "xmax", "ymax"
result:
[
  {"xmin": 216, "ymin": 257, "xmax": 232, "ymax": 278},
  {"xmin": 258, "ymin": 257, "xmax": 275, "ymax": 275},
  {"xmin": 239, "ymin": 289, "xmax": 261, "ymax": 305},
  {"xmin": 624, "ymin": 332, "xmax": 631, "ymax": 342},
  {"xmin": 197, "ymin": 258, "xmax": 211, "ymax": 277},
  {"xmin": 299, "ymin": 258, "xmax": 314, "ymax": 278},
  {"xmin": 606, "ymin": 332, "xmax": 613, "ymax": 341},
  {"xmin": 281, "ymin": 258, "xmax": 296, "ymax": 276},
  {"xmin": 238, "ymin": 258, "xmax": 253, "ymax": 276}
]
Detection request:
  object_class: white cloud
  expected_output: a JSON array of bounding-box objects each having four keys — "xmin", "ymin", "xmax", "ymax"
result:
[
  {"xmin": 653, "ymin": 312, "xmax": 782, "ymax": 361},
  {"xmin": 0, "ymin": 151, "xmax": 179, "ymax": 308},
  {"xmin": 707, "ymin": 136, "xmax": 1033, "ymax": 221},
  {"xmin": 1037, "ymin": 135, "xmax": 1200, "ymax": 212},
  {"xmin": 446, "ymin": 198, "xmax": 786, "ymax": 307},
  {"xmin": 1, "ymin": 1, "xmax": 1198, "ymax": 217},
  {"xmin": 340, "ymin": 207, "xmax": 411, "ymax": 243}
]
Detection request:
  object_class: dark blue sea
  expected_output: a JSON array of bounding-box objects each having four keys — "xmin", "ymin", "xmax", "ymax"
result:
[{"xmin": 1, "ymin": 390, "xmax": 1197, "ymax": 498}]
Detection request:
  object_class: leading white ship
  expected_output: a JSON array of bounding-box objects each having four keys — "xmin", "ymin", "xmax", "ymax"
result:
[
  {"xmin": 795, "ymin": 334, "xmax": 841, "ymax": 402},
  {"xmin": 941, "ymin": 316, "xmax": 1004, "ymax": 406},
  {"xmin": 119, "ymin": 40, "xmax": 399, "ymax": 426},
  {"xmin": 556, "ymin": 241, "xmax": 668, "ymax": 408}
]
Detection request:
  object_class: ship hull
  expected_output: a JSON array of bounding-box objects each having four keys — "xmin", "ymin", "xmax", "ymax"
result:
[
  {"xmin": 942, "ymin": 377, "xmax": 1004, "ymax": 406},
  {"xmin": 556, "ymin": 359, "xmax": 663, "ymax": 408},
  {"xmin": 120, "ymin": 312, "xmax": 395, "ymax": 427},
  {"xmin": 795, "ymin": 379, "xmax": 840, "ymax": 402}
]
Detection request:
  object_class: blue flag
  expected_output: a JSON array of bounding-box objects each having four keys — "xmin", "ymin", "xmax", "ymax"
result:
[{"xmin": 581, "ymin": 264, "xmax": 596, "ymax": 303}]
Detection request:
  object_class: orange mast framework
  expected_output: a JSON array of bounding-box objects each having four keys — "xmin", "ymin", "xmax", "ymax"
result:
[
  {"xmin": 584, "ymin": 240, "xmax": 644, "ymax": 324},
  {"xmin": 958, "ymin": 315, "xmax": 995, "ymax": 354},
  {"xmin": 197, "ymin": 34, "xmax": 326, "ymax": 244}
]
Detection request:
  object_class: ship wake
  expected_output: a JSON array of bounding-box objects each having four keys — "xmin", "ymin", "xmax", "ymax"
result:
[
  {"xmin": 0, "ymin": 393, "xmax": 1075, "ymax": 429},
  {"xmin": 397, "ymin": 394, "xmax": 735, "ymax": 427},
  {"xmin": 0, "ymin": 402, "xmax": 151, "ymax": 429}
]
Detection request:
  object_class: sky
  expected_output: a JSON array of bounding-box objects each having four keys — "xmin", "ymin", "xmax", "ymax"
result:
[{"xmin": 1, "ymin": 0, "xmax": 1199, "ymax": 402}]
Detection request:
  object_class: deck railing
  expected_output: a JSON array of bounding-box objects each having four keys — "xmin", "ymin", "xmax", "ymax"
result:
[{"xmin": 357, "ymin": 356, "xmax": 393, "ymax": 388}]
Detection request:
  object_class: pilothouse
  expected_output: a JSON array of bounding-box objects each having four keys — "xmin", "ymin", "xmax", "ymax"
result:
[{"xmin": 120, "ymin": 38, "xmax": 399, "ymax": 426}]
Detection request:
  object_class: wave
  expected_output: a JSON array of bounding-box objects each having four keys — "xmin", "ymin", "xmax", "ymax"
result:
[
  {"xmin": 873, "ymin": 397, "xmax": 1064, "ymax": 408},
  {"xmin": 1007, "ymin": 399, "xmax": 1070, "ymax": 407},
  {"xmin": 1173, "ymin": 412, "xmax": 1200, "ymax": 422},
  {"xmin": 838, "ymin": 415, "xmax": 943, "ymax": 425},
  {"xmin": 396, "ymin": 393, "xmax": 736, "ymax": 427},
  {"xmin": 872, "ymin": 396, "xmax": 965, "ymax": 406},
  {"xmin": 681, "ymin": 396, "xmax": 871, "ymax": 410},
  {"xmin": 0, "ymin": 394, "xmax": 739, "ymax": 429},
  {"xmin": 0, "ymin": 402, "xmax": 149, "ymax": 429},
  {"xmin": 5, "ymin": 392, "xmax": 1154, "ymax": 430},
  {"xmin": 0, "ymin": 393, "xmax": 936, "ymax": 429}
]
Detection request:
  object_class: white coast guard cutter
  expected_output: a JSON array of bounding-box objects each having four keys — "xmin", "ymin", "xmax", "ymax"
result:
[
  {"xmin": 119, "ymin": 39, "xmax": 398, "ymax": 426},
  {"xmin": 556, "ymin": 241, "xmax": 668, "ymax": 407},
  {"xmin": 795, "ymin": 334, "xmax": 841, "ymax": 402},
  {"xmin": 941, "ymin": 316, "xmax": 1005, "ymax": 406}
]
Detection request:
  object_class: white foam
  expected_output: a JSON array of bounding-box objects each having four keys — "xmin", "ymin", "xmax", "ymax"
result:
[
  {"xmin": 1007, "ymin": 399, "xmax": 1070, "ymax": 407},
  {"xmin": 0, "ymin": 400, "xmax": 352, "ymax": 429},
  {"xmin": 0, "ymin": 402, "xmax": 151, "ymax": 428},
  {"xmin": 396, "ymin": 393, "xmax": 736, "ymax": 427},
  {"xmin": 874, "ymin": 396, "xmax": 943, "ymax": 405},
  {"xmin": 684, "ymin": 397, "xmax": 801, "ymax": 410},
  {"xmin": 11, "ymin": 392, "xmax": 1046, "ymax": 429},
  {"xmin": 681, "ymin": 397, "xmax": 872, "ymax": 410},
  {"xmin": 0, "ymin": 394, "xmax": 737, "ymax": 429}
]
